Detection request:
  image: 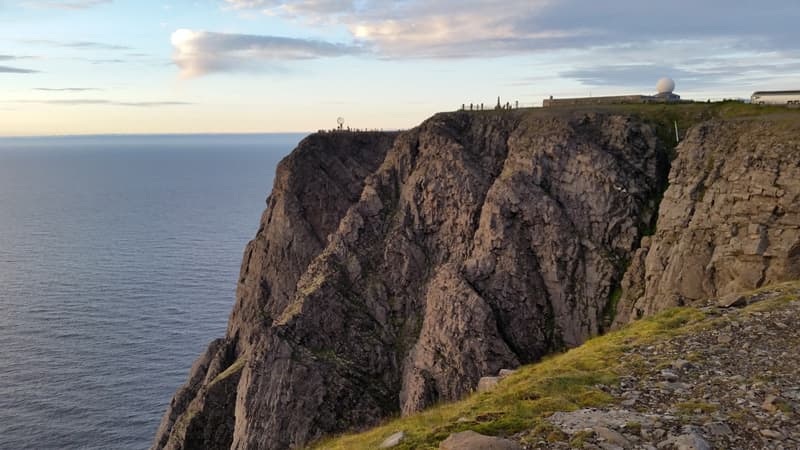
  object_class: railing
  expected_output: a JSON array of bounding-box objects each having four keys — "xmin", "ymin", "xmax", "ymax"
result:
[{"xmin": 456, "ymin": 101, "xmax": 541, "ymax": 111}]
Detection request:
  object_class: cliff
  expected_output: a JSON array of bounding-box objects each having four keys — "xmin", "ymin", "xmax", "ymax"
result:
[
  {"xmin": 153, "ymin": 105, "xmax": 800, "ymax": 450},
  {"xmin": 614, "ymin": 116, "xmax": 800, "ymax": 324}
]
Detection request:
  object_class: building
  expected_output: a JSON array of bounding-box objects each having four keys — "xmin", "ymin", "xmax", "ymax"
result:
[
  {"xmin": 544, "ymin": 77, "xmax": 683, "ymax": 107},
  {"xmin": 750, "ymin": 91, "xmax": 800, "ymax": 105}
]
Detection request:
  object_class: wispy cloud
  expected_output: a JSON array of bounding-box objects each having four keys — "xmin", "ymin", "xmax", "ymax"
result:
[
  {"xmin": 0, "ymin": 65, "xmax": 39, "ymax": 73},
  {"xmin": 88, "ymin": 58, "xmax": 126, "ymax": 64},
  {"xmin": 34, "ymin": 87, "xmax": 102, "ymax": 91},
  {"xmin": 170, "ymin": 29, "xmax": 361, "ymax": 77},
  {"xmin": 22, "ymin": 39, "xmax": 131, "ymax": 51},
  {"xmin": 23, "ymin": 0, "xmax": 112, "ymax": 10},
  {"xmin": 13, "ymin": 99, "xmax": 192, "ymax": 107},
  {"xmin": 1, "ymin": 54, "xmax": 38, "ymax": 61},
  {"xmin": 561, "ymin": 65, "xmax": 703, "ymax": 88}
]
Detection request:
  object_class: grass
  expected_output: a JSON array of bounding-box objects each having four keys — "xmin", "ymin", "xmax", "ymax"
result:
[
  {"xmin": 312, "ymin": 281, "xmax": 800, "ymax": 449},
  {"xmin": 674, "ymin": 401, "xmax": 718, "ymax": 415},
  {"xmin": 310, "ymin": 306, "xmax": 707, "ymax": 450},
  {"xmin": 209, "ymin": 357, "xmax": 246, "ymax": 387},
  {"xmin": 602, "ymin": 286, "xmax": 624, "ymax": 329},
  {"xmin": 569, "ymin": 429, "xmax": 595, "ymax": 448}
]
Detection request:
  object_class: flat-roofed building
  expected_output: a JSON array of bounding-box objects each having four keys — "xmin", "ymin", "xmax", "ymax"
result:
[
  {"xmin": 544, "ymin": 77, "xmax": 684, "ymax": 107},
  {"xmin": 751, "ymin": 91, "xmax": 800, "ymax": 105}
]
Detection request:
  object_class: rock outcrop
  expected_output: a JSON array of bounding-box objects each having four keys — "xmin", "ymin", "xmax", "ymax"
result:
[
  {"xmin": 614, "ymin": 117, "xmax": 800, "ymax": 325},
  {"xmin": 152, "ymin": 131, "xmax": 397, "ymax": 450},
  {"xmin": 154, "ymin": 109, "xmax": 668, "ymax": 450}
]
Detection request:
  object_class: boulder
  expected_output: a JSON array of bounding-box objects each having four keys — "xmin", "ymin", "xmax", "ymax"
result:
[
  {"xmin": 379, "ymin": 431, "xmax": 406, "ymax": 448},
  {"xmin": 477, "ymin": 377, "xmax": 500, "ymax": 393},
  {"xmin": 439, "ymin": 431, "xmax": 522, "ymax": 450}
]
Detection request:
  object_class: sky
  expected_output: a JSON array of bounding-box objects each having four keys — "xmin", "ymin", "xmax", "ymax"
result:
[{"xmin": 1, "ymin": 0, "xmax": 798, "ymax": 136}]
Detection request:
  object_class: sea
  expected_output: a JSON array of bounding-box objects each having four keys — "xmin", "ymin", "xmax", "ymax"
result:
[{"xmin": 0, "ymin": 133, "xmax": 305, "ymax": 449}]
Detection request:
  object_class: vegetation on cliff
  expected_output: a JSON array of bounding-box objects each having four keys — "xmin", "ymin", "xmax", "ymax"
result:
[{"xmin": 314, "ymin": 282, "xmax": 800, "ymax": 449}]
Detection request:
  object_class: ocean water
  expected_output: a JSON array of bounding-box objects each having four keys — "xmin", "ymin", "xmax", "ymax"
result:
[{"xmin": 0, "ymin": 134, "xmax": 304, "ymax": 449}]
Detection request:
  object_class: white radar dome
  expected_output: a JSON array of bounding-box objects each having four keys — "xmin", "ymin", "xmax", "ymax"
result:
[{"xmin": 656, "ymin": 77, "xmax": 676, "ymax": 94}]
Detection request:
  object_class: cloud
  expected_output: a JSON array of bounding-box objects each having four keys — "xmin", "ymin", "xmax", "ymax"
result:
[
  {"xmin": 170, "ymin": 29, "xmax": 361, "ymax": 77},
  {"xmin": 88, "ymin": 58, "xmax": 127, "ymax": 64},
  {"xmin": 224, "ymin": 0, "xmax": 354, "ymax": 19},
  {"xmin": 0, "ymin": 65, "xmax": 39, "ymax": 73},
  {"xmin": 561, "ymin": 65, "xmax": 702, "ymax": 88},
  {"xmin": 22, "ymin": 39, "xmax": 131, "ymax": 51},
  {"xmin": 215, "ymin": 0, "xmax": 800, "ymax": 93},
  {"xmin": 222, "ymin": 0, "xmax": 799, "ymax": 59},
  {"xmin": 23, "ymin": 0, "xmax": 112, "ymax": 9},
  {"xmin": 13, "ymin": 99, "xmax": 192, "ymax": 107},
  {"xmin": 34, "ymin": 87, "xmax": 102, "ymax": 91}
]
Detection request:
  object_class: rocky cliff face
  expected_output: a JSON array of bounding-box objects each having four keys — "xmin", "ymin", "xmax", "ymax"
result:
[
  {"xmin": 153, "ymin": 109, "xmax": 669, "ymax": 450},
  {"xmin": 614, "ymin": 117, "xmax": 800, "ymax": 325},
  {"xmin": 152, "ymin": 131, "xmax": 397, "ymax": 450}
]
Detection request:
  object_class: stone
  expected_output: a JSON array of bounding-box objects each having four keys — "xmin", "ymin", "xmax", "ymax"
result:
[
  {"xmin": 760, "ymin": 429, "xmax": 783, "ymax": 439},
  {"xmin": 379, "ymin": 431, "xmax": 406, "ymax": 448},
  {"xmin": 547, "ymin": 409, "xmax": 656, "ymax": 434},
  {"xmin": 438, "ymin": 431, "xmax": 522, "ymax": 450},
  {"xmin": 671, "ymin": 433, "xmax": 711, "ymax": 450},
  {"xmin": 718, "ymin": 293, "xmax": 747, "ymax": 308},
  {"xmin": 477, "ymin": 377, "xmax": 500, "ymax": 393},
  {"xmin": 598, "ymin": 444, "xmax": 624, "ymax": 450},
  {"xmin": 593, "ymin": 426, "xmax": 631, "ymax": 448},
  {"xmin": 672, "ymin": 360, "xmax": 691, "ymax": 370},
  {"xmin": 498, "ymin": 369, "xmax": 517, "ymax": 378},
  {"xmin": 660, "ymin": 370, "xmax": 679, "ymax": 382},
  {"xmin": 762, "ymin": 395, "xmax": 779, "ymax": 413},
  {"xmin": 703, "ymin": 422, "xmax": 732, "ymax": 437}
]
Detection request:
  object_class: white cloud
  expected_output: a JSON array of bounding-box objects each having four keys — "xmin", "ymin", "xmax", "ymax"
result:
[
  {"xmin": 170, "ymin": 29, "xmax": 361, "ymax": 78},
  {"xmin": 221, "ymin": 0, "xmax": 800, "ymax": 59},
  {"xmin": 12, "ymin": 99, "xmax": 191, "ymax": 107},
  {"xmin": 34, "ymin": 87, "xmax": 102, "ymax": 91}
]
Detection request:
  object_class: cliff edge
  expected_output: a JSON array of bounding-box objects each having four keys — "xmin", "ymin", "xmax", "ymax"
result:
[{"xmin": 153, "ymin": 105, "xmax": 800, "ymax": 450}]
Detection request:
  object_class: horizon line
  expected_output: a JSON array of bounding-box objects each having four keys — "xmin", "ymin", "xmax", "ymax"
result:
[{"xmin": 0, "ymin": 131, "xmax": 316, "ymax": 139}]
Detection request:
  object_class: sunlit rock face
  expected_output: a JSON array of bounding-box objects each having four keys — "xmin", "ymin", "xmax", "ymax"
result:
[{"xmin": 154, "ymin": 109, "xmax": 671, "ymax": 450}]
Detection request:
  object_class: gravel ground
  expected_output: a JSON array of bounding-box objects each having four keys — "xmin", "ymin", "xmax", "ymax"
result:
[{"xmin": 534, "ymin": 287, "xmax": 800, "ymax": 450}]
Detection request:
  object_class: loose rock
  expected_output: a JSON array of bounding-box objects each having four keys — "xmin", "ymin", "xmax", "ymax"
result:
[
  {"xmin": 438, "ymin": 431, "xmax": 522, "ymax": 450},
  {"xmin": 378, "ymin": 431, "xmax": 405, "ymax": 448},
  {"xmin": 477, "ymin": 376, "xmax": 500, "ymax": 393}
]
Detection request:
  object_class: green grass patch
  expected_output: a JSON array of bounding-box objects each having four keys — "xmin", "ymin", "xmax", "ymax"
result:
[
  {"xmin": 674, "ymin": 401, "xmax": 718, "ymax": 415},
  {"xmin": 209, "ymin": 358, "xmax": 246, "ymax": 387},
  {"xmin": 569, "ymin": 429, "xmax": 595, "ymax": 448}
]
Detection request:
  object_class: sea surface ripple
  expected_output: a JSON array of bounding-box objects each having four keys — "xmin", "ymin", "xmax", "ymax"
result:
[{"xmin": 0, "ymin": 134, "xmax": 303, "ymax": 449}]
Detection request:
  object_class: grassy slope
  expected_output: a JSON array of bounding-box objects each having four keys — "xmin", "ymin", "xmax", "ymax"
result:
[{"xmin": 311, "ymin": 282, "xmax": 799, "ymax": 449}]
